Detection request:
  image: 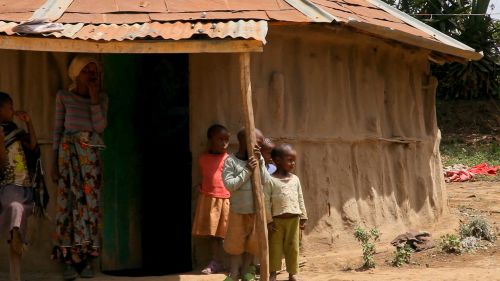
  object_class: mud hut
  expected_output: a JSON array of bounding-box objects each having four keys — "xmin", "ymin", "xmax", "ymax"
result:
[{"xmin": 0, "ymin": 0, "xmax": 480, "ymax": 276}]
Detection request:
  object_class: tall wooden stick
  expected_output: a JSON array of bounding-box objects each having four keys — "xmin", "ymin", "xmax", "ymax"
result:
[
  {"xmin": 239, "ymin": 52, "xmax": 269, "ymax": 281},
  {"xmin": 9, "ymin": 247, "xmax": 21, "ymax": 281}
]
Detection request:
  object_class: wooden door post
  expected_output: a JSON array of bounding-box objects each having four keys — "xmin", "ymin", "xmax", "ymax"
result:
[{"xmin": 239, "ymin": 52, "xmax": 269, "ymax": 281}]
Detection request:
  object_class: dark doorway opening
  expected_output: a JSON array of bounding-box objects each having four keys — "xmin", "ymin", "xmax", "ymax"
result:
[
  {"xmin": 139, "ymin": 54, "xmax": 192, "ymax": 275},
  {"xmin": 102, "ymin": 54, "xmax": 192, "ymax": 276}
]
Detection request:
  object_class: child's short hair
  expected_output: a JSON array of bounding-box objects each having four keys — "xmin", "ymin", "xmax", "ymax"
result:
[
  {"xmin": 0, "ymin": 91, "xmax": 13, "ymax": 107},
  {"xmin": 207, "ymin": 124, "xmax": 227, "ymax": 139},
  {"xmin": 271, "ymin": 143, "xmax": 294, "ymax": 159},
  {"xmin": 237, "ymin": 127, "xmax": 263, "ymax": 142}
]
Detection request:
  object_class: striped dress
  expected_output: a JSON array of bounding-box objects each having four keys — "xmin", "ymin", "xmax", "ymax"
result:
[{"xmin": 52, "ymin": 89, "xmax": 108, "ymax": 264}]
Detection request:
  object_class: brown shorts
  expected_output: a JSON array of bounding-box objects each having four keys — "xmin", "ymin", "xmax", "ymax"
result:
[
  {"xmin": 223, "ymin": 212, "xmax": 259, "ymax": 256},
  {"xmin": 192, "ymin": 193, "xmax": 230, "ymax": 238}
]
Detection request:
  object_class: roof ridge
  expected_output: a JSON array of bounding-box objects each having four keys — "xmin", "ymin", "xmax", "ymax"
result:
[
  {"xmin": 364, "ymin": 0, "xmax": 476, "ymax": 53},
  {"xmin": 283, "ymin": 0, "xmax": 336, "ymax": 22}
]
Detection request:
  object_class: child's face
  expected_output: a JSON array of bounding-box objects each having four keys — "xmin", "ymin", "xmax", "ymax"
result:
[
  {"xmin": 238, "ymin": 131, "xmax": 264, "ymax": 152},
  {"xmin": 0, "ymin": 101, "xmax": 14, "ymax": 123},
  {"xmin": 274, "ymin": 149, "xmax": 297, "ymax": 173},
  {"xmin": 209, "ymin": 129, "xmax": 230, "ymax": 153},
  {"xmin": 262, "ymin": 144, "xmax": 274, "ymax": 165}
]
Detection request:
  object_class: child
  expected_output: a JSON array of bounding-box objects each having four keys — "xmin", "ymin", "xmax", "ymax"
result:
[
  {"xmin": 262, "ymin": 138, "xmax": 276, "ymax": 174},
  {"xmin": 51, "ymin": 55, "xmax": 107, "ymax": 280},
  {"xmin": 251, "ymin": 137, "xmax": 276, "ymax": 273},
  {"xmin": 264, "ymin": 144, "xmax": 307, "ymax": 281},
  {"xmin": 192, "ymin": 124, "xmax": 231, "ymax": 274},
  {"xmin": 222, "ymin": 128, "xmax": 270, "ymax": 281},
  {"xmin": 0, "ymin": 91, "xmax": 38, "ymax": 281}
]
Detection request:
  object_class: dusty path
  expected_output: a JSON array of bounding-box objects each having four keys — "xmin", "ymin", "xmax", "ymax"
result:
[{"xmin": 3, "ymin": 182, "xmax": 499, "ymax": 281}]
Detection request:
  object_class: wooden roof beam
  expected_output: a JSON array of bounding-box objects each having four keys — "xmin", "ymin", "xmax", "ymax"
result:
[{"xmin": 0, "ymin": 36, "xmax": 263, "ymax": 53}]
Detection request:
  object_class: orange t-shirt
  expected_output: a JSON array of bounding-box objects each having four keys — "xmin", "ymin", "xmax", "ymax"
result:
[{"xmin": 199, "ymin": 152, "xmax": 230, "ymax": 198}]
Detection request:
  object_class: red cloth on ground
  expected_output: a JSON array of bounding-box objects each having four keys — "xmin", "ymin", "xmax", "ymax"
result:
[
  {"xmin": 445, "ymin": 170, "xmax": 473, "ymax": 182},
  {"xmin": 468, "ymin": 163, "xmax": 499, "ymax": 176}
]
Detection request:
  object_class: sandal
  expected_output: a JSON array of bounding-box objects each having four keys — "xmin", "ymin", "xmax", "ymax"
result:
[{"xmin": 202, "ymin": 260, "xmax": 223, "ymax": 274}]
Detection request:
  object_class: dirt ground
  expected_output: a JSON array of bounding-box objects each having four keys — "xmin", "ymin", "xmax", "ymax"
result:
[{"xmin": 4, "ymin": 181, "xmax": 498, "ymax": 281}]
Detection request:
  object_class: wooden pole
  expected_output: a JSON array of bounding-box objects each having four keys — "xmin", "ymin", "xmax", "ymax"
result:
[
  {"xmin": 9, "ymin": 247, "xmax": 21, "ymax": 281},
  {"xmin": 239, "ymin": 52, "xmax": 269, "ymax": 281}
]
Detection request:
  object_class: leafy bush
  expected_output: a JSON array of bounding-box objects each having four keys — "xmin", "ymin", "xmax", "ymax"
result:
[
  {"xmin": 391, "ymin": 244, "xmax": 414, "ymax": 267},
  {"xmin": 459, "ymin": 216, "xmax": 496, "ymax": 242},
  {"xmin": 354, "ymin": 226, "xmax": 380, "ymax": 268},
  {"xmin": 440, "ymin": 234, "xmax": 462, "ymax": 253}
]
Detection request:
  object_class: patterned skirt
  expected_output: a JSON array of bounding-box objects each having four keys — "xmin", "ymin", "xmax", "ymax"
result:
[{"xmin": 52, "ymin": 132, "xmax": 102, "ymax": 264}]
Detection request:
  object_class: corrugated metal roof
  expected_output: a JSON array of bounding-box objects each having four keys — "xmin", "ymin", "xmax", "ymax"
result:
[
  {"xmin": 0, "ymin": 0, "xmax": 480, "ymax": 59},
  {"xmin": 0, "ymin": 20, "xmax": 268, "ymax": 42}
]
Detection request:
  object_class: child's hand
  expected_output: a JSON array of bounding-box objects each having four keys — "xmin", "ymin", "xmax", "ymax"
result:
[
  {"xmin": 300, "ymin": 219, "xmax": 307, "ymax": 230},
  {"xmin": 267, "ymin": 222, "xmax": 277, "ymax": 232},
  {"xmin": 252, "ymin": 144, "xmax": 262, "ymax": 159},
  {"xmin": 247, "ymin": 155, "xmax": 258, "ymax": 170},
  {"xmin": 15, "ymin": 111, "xmax": 31, "ymax": 123}
]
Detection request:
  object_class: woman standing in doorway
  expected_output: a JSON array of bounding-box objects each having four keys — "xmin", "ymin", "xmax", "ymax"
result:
[{"xmin": 51, "ymin": 55, "xmax": 107, "ymax": 280}]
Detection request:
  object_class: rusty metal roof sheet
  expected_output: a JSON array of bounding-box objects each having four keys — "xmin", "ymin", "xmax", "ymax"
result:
[
  {"xmin": 0, "ymin": 0, "xmax": 479, "ymax": 59},
  {"xmin": 0, "ymin": 20, "xmax": 268, "ymax": 42},
  {"xmin": 0, "ymin": 0, "xmax": 45, "ymax": 13}
]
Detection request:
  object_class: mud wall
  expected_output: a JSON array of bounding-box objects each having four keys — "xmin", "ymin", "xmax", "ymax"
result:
[{"xmin": 189, "ymin": 25, "xmax": 447, "ymax": 264}]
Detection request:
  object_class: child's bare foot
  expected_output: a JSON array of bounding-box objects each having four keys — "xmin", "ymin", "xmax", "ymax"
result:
[{"xmin": 270, "ymin": 271, "xmax": 277, "ymax": 281}]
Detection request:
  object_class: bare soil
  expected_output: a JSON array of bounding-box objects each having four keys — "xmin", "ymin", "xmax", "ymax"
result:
[{"xmin": 7, "ymin": 181, "xmax": 498, "ymax": 281}]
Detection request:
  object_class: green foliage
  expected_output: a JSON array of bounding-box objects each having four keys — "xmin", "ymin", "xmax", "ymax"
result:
[
  {"xmin": 439, "ymin": 234, "xmax": 462, "ymax": 253},
  {"xmin": 354, "ymin": 226, "xmax": 381, "ymax": 268},
  {"xmin": 391, "ymin": 244, "xmax": 414, "ymax": 267},
  {"xmin": 440, "ymin": 142, "xmax": 500, "ymax": 167},
  {"xmin": 382, "ymin": 0, "xmax": 500, "ymax": 99},
  {"xmin": 459, "ymin": 216, "xmax": 496, "ymax": 241}
]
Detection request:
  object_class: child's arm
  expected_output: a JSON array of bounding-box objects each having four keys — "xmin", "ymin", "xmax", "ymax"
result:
[
  {"xmin": 264, "ymin": 180, "xmax": 273, "ymax": 223},
  {"xmin": 222, "ymin": 157, "xmax": 251, "ymax": 192},
  {"xmin": 297, "ymin": 177, "xmax": 308, "ymax": 229},
  {"xmin": 264, "ymin": 180, "xmax": 277, "ymax": 232},
  {"xmin": 250, "ymin": 144, "xmax": 271, "ymax": 185},
  {"xmin": 259, "ymin": 156, "xmax": 270, "ymax": 184},
  {"xmin": 16, "ymin": 111, "xmax": 37, "ymax": 151}
]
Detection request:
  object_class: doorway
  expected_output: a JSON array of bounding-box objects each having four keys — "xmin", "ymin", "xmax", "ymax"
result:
[{"xmin": 102, "ymin": 54, "xmax": 192, "ymax": 275}]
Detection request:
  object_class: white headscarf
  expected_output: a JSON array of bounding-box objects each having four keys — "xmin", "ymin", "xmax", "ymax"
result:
[{"xmin": 68, "ymin": 55, "xmax": 101, "ymax": 91}]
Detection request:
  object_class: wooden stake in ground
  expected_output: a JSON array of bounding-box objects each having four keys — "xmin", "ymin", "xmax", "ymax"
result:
[{"xmin": 239, "ymin": 52, "xmax": 269, "ymax": 281}]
